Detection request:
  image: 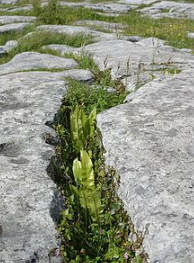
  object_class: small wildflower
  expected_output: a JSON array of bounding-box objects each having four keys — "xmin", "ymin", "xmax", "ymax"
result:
[
  {"xmin": 124, "ymin": 252, "xmax": 129, "ymax": 259},
  {"xmin": 56, "ymin": 248, "xmax": 61, "ymax": 257}
]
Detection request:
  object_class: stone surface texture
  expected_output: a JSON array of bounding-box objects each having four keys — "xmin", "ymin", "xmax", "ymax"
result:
[
  {"xmin": 44, "ymin": 37, "xmax": 194, "ymax": 90},
  {"xmin": 73, "ymin": 20, "xmax": 126, "ymax": 32},
  {"xmin": 97, "ymin": 68, "xmax": 194, "ymax": 263},
  {"xmin": 0, "ymin": 69, "xmax": 93, "ymax": 262},
  {"xmin": 59, "ymin": 1, "xmax": 133, "ymax": 13},
  {"xmin": 0, "ymin": 0, "xmax": 17, "ymax": 3},
  {"xmin": 0, "ymin": 0, "xmax": 194, "ymax": 262},
  {"xmin": 0, "ymin": 16, "xmax": 35, "ymax": 24},
  {"xmin": 0, "ymin": 71, "xmax": 67, "ymax": 263},
  {"xmin": 82, "ymin": 39, "xmax": 194, "ymax": 90},
  {"xmin": 0, "ymin": 52, "xmax": 78, "ymax": 75},
  {"xmin": 37, "ymin": 24, "xmax": 119, "ymax": 42},
  {"xmin": 139, "ymin": 1, "xmax": 194, "ymax": 20},
  {"xmin": 0, "ymin": 22, "xmax": 30, "ymax": 33}
]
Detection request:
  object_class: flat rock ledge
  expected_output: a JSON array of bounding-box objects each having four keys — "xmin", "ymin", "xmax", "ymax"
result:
[
  {"xmin": 0, "ymin": 68, "xmax": 93, "ymax": 263},
  {"xmin": 97, "ymin": 68, "xmax": 194, "ymax": 263}
]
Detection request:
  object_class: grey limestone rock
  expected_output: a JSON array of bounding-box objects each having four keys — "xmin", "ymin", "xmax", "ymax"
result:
[
  {"xmin": 0, "ymin": 16, "xmax": 35, "ymax": 25},
  {"xmin": 97, "ymin": 68, "xmax": 194, "ymax": 263},
  {"xmin": 37, "ymin": 24, "xmax": 118, "ymax": 42},
  {"xmin": 0, "ymin": 40, "xmax": 18, "ymax": 55},
  {"xmin": 78, "ymin": 39, "xmax": 194, "ymax": 89},
  {"xmin": 73, "ymin": 20, "xmax": 126, "ymax": 33},
  {"xmin": 124, "ymin": 0, "xmax": 157, "ymax": 4},
  {"xmin": 43, "ymin": 37, "xmax": 194, "ymax": 90},
  {"xmin": 0, "ymin": 47, "xmax": 6, "ymax": 57},
  {"xmin": 59, "ymin": 1, "xmax": 132, "ymax": 13},
  {"xmin": 140, "ymin": 1, "xmax": 194, "ymax": 20},
  {"xmin": 42, "ymin": 44, "xmax": 78, "ymax": 56},
  {"xmin": 0, "ymin": 0, "xmax": 17, "ymax": 3},
  {"xmin": 188, "ymin": 32, "xmax": 194, "ymax": 39},
  {"xmin": 7, "ymin": 5, "xmax": 33, "ymax": 13},
  {"xmin": 0, "ymin": 67, "xmax": 93, "ymax": 262},
  {"xmin": 59, "ymin": 69, "xmax": 94, "ymax": 82},
  {"xmin": 0, "ymin": 52, "xmax": 78, "ymax": 76},
  {"xmin": 0, "ymin": 71, "xmax": 67, "ymax": 262},
  {"xmin": 0, "ymin": 23, "xmax": 30, "ymax": 33},
  {"xmin": 4, "ymin": 40, "xmax": 18, "ymax": 52}
]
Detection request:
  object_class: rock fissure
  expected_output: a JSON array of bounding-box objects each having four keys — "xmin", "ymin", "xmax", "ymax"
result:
[{"xmin": 0, "ymin": 0, "xmax": 194, "ymax": 262}]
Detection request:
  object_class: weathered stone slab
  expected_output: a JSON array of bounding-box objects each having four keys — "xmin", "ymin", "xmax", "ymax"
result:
[
  {"xmin": 0, "ymin": 16, "xmax": 35, "ymax": 24},
  {"xmin": 140, "ymin": 1, "xmax": 194, "ymax": 20},
  {"xmin": 0, "ymin": 0, "xmax": 17, "ymax": 4},
  {"xmin": 0, "ymin": 23, "xmax": 30, "ymax": 33},
  {"xmin": 123, "ymin": 0, "xmax": 157, "ymax": 4},
  {"xmin": 37, "ymin": 24, "xmax": 118, "ymax": 42},
  {"xmin": 0, "ymin": 47, "xmax": 6, "ymax": 56},
  {"xmin": 59, "ymin": 69, "xmax": 94, "ymax": 82},
  {"xmin": 0, "ymin": 52, "xmax": 78, "ymax": 76},
  {"xmin": 7, "ymin": 5, "xmax": 33, "ymax": 13},
  {"xmin": 74, "ymin": 20, "xmax": 126, "ymax": 33},
  {"xmin": 59, "ymin": 1, "xmax": 132, "ymax": 13},
  {"xmin": 42, "ymin": 37, "xmax": 194, "ymax": 90},
  {"xmin": 0, "ymin": 40, "xmax": 18, "ymax": 55},
  {"xmin": 97, "ymin": 68, "xmax": 194, "ymax": 263},
  {"xmin": 0, "ymin": 71, "xmax": 67, "ymax": 263},
  {"xmin": 79, "ymin": 39, "xmax": 194, "ymax": 89},
  {"xmin": 42, "ymin": 44, "xmax": 78, "ymax": 56},
  {"xmin": 0, "ymin": 68, "xmax": 93, "ymax": 262},
  {"xmin": 188, "ymin": 32, "xmax": 194, "ymax": 39}
]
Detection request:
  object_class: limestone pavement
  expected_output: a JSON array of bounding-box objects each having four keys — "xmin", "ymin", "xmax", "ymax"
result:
[{"xmin": 0, "ymin": 0, "xmax": 194, "ymax": 263}]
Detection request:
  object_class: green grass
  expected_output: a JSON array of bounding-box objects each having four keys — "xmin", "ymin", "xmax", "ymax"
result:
[
  {"xmin": 30, "ymin": 1, "xmax": 194, "ymax": 52},
  {"xmin": 118, "ymin": 10, "xmax": 194, "ymax": 51},
  {"xmin": 37, "ymin": 6, "xmax": 114, "ymax": 25},
  {"xmin": 0, "ymin": 30, "xmax": 93, "ymax": 64},
  {"xmin": 0, "ymin": 25, "xmax": 35, "ymax": 45}
]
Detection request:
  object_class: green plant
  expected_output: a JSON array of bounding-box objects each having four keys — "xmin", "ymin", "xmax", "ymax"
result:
[
  {"xmin": 72, "ymin": 150, "xmax": 103, "ymax": 224},
  {"xmin": 118, "ymin": 10, "xmax": 194, "ymax": 52},
  {"xmin": 54, "ymin": 65, "xmax": 145, "ymax": 262},
  {"xmin": 32, "ymin": 0, "xmax": 41, "ymax": 16},
  {"xmin": 0, "ymin": 31, "xmax": 93, "ymax": 65},
  {"xmin": 70, "ymin": 106, "xmax": 96, "ymax": 155}
]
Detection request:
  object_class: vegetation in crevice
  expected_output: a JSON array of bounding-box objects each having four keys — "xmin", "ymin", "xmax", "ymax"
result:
[{"xmin": 51, "ymin": 54, "xmax": 147, "ymax": 262}]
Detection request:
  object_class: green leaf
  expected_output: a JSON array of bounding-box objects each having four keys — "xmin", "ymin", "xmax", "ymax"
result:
[
  {"xmin": 80, "ymin": 150, "xmax": 95, "ymax": 189},
  {"xmin": 72, "ymin": 150, "xmax": 103, "ymax": 223},
  {"xmin": 72, "ymin": 158, "xmax": 82, "ymax": 184},
  {"xmin": 70, "ymin": 105, "xmax": 85, "ymax": 155}
]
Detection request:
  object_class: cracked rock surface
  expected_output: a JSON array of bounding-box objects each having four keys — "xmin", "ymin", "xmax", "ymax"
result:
[
  {"xmin": 0, "ymin": 70, "xmax": 93, "ymax": 262},
  {"xmin": 140, "ymin": 1, "xmax": 194, "ymax": 20},
  {"xmin": 0, "ymin": 0, "xmax": 194, "ymax": 262},
  {"xmin": 97, "ymin": 68, "xmax": 194, "ymax": 263}
]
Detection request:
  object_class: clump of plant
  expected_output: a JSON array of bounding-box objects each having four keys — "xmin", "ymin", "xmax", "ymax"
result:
[
  {"xmin": 0, "ymin": 31, "xmax": 93, "ymax": 65},
  {"xmin": 55, "ymin": 105, "xmax": 145, "ymax": 262},
  {"xmin": 53, "ymin": 58, "xmax": 146, "ymax": 262},
  {"xmin": 35, "ymin": 0, "xmax": 110, "ymax": 25}
]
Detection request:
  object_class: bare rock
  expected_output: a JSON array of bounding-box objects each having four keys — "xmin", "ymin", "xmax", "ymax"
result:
[
  {"xmin": 140, "ymin": 1, "xmax": 194, "ymax": 20},
  {"xmin": 0, "ymin": 71, "xmax": 68, "ymax": 262},
  {"xmin": 0, "ymin": 52, "xmax": 78, "ymax": 76},
  {"xmin": 97, "ymin": 68, "xmax": 194, "ymax": 263},
  {"xmin": 0, "ymin": 16, "xmax": 35, "ymax": 25},
  {"xmin": 0, "ymin": 23, "xmax": 30, "ymax": 33},
  {"xmin": 37, "ymin": 24, "xmax": 118, "ymax": 42},
  {"xmin": 59, "ymin": 1, "xmax": 132, "ymax": 13},
  {"xmin": 77, "ymin": 39, "xmax": 194, "ymax": 89}
]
